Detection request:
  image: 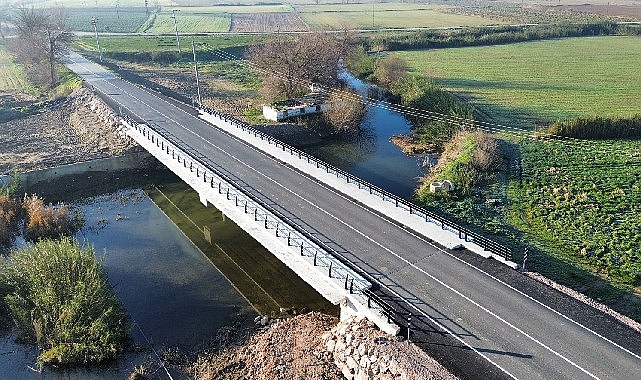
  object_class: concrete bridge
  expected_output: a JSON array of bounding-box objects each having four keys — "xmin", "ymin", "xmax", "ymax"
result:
[{"xmin": 65, "ymin": 52, "xmax": 641, "ymax": 380}]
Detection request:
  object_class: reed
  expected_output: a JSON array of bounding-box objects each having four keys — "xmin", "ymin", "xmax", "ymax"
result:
[{"xmin": 1, "ymin": 238, "xmax": 129, "ymax": 365}]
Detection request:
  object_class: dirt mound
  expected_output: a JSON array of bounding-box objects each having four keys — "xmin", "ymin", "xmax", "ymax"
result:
[{"xmin": 191, "ymin": 312, "xmax": 343, "ymax": 380}]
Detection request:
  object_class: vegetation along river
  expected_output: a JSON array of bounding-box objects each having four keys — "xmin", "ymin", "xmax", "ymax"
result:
[
  {"xmin": 303, "ymin": 72, "xmax": 430, "ymax": 200},
  {"xmin": 0, "ymin": 170, "xmax": 335, "ymax": 379}
]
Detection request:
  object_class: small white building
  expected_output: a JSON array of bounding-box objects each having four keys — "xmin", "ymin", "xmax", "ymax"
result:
[{"xmin": 263, "ymin": 93, "xmax": 330, "ymax": 122}]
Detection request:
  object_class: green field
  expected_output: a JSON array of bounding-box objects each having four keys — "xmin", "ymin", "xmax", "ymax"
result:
[
  {"xmin": 144, "ymin": 11, "xmax": 231, "ymax": 33},
  {"xmin": 396, "ymin": 36, "xmax": 641, "ymax": 129},
  {"xmin": 299, "ymin": 4, "xmax": 503, "ymax": 30},
  {"xmin": 0, "ymin": 45, "xmax": 29, "ymax": 93},
  {"xmin": 66, "ymin": 7, "xmax": 150, "ymax": 32}
]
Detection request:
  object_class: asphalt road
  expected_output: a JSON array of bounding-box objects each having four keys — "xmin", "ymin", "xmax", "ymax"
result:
[{"xmin": 65, "ymin": 52, "xmax": 641, "ymax": 380}]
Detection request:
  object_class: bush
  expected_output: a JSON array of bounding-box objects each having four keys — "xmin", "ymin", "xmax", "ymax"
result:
[
  {"xmin": 22, "ymin": 195, "xmax": 83, "ymax": 242},
  {"xmin": 0, "ymin": 195, "xmax": 22, "ymax": 248},
  {"xmin": 1, "ymin": 238, "xmax": 129, "ymax": 365}
]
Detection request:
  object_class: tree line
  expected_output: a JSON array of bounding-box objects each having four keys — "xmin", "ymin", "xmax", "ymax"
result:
[{"xmin": 367, "ymin": 22, "xmax": 640, "ymax": 52}]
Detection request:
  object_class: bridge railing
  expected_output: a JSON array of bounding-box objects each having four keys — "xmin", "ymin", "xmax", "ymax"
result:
[
  {"xmin": 123, "ymin": 119, "xmax": 414, "ymax": 319},
  {"xmin": 201, "ymin": 107, "xmax": 513, "ymax": 262}
]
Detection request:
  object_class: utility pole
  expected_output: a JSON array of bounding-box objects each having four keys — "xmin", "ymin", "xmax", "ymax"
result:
[
  {"xmin": 171, "ymin": 9, "xmax": 181, "ymax": 54},
  {"xmin": 192, "ymin": 40, "xmax": 202, "ymax": 106},
  {"xmin": 145, "ymin": 0, "xmax": 149, "ymax": 15},
  {"xmin": 372, "ymin": 0, "xmax": 374, "ymax": 29},
  {"xmin": 91, "ymin": 16, "xmax": 103, "ymax": 62}
]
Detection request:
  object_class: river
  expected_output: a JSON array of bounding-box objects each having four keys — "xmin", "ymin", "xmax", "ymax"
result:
[
  {"xmin": 303, "ymin": 72, "xmax": 429, "ymax": 200},
  {"xmin": 0, "ymin": 171, "xmax": 336, "ymax": 379}
]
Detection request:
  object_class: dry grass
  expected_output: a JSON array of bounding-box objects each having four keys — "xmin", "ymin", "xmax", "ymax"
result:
[
  {"xmin": 22, "ymin": 195, "xmax": 80, "ymax": 242},
  {"xmin": 0, "ymin": 195, "xmax": 21, "ymax": 247}
]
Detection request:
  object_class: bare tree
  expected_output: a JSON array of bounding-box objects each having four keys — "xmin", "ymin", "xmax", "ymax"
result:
[
  {"xmin": 323, "ymin": 89, "xmax": 366, "ymax": 132},
  {"xmin": 248, "ymin": 32, "xmax": 354, "ymax": 101},
  {"xmin": 374, "ymin": 55, "xmax": 408, "ymax": 88},
  {"xmin": 12, "ymin": 7, "xmax": 73, "ymax": 87}
]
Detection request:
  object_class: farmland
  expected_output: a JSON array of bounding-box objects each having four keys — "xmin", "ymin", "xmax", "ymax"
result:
[
  {"xmin": 0, "ymin": 45, "xmax": 30, "ymax": 94},
  {"xmin": 297, "ymin": 3, "xmax": 504, "ymax": 30},
  {"xmin": 396, "ymin": 36, "xmax": 641, "ymax": 129},
  {"xmin": 144, "ymin": 11, "xmax": 231, "ymax": 34},
  {"xmin": 65, "ymin": 7, "xmax": 149, "ymax": 33}
]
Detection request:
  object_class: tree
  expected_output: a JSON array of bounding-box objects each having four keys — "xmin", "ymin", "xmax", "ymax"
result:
[
  {"xmin": 248, "ymin": 32, "xmax": 354, "ymax": 101},
  {"xmin": 323, "ymin": 89, "xmax": 366, "ymax": 132},
  {"xmin": 374, "ymin": 55, "xmax": 407, "ymax": 88},
  {"xmin": 12, "ymin": 7, "xmax": 73, "ymax": 87}
]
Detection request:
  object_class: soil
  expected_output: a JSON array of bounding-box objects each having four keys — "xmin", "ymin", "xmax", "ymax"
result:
[
  {"xmin": 0, "ymin": 86, "xmax": 141, "ymax": 174},
  {"xmin": 229, "ymin": 13, "xmax": 309, "ymax": 33}
]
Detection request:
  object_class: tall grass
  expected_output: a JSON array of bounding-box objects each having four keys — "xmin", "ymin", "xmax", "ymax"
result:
[
  {"xmin": 0, "ymin": 195, "xmax": 21, "ymax": 248},
  {"xmin": 22, "ymin": 195, "xmax": 84, "ymax": 242},
  {"xmin": 1, "ymin": 238, "xmax": 129, "ymax": 365}
]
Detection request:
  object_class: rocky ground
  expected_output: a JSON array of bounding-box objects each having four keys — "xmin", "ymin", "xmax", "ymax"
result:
[{"xmin": 189, "ymin": 312, "xmax": 457, "ymax": 380}]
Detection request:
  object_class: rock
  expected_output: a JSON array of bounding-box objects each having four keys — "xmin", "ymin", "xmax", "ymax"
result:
[
  {"xmin": 326, "ymin": 339, "xmax": 336, "ymax": 353},
  {"xmin": 260, "ymin": 316, "xmax": 269, "ymax": 326},
  {"xmin": 359, "ymin": 355, "xmax": 371, "ymax": 369},
  {"xmin": 346, "ymin": 356, "xmax": 359, "ymax": 371},
  {"xmin": 341, "ymin": 366, "xmax": 354, "ymax": 380},
  {"xmin": 358, "ymin": 342, "xmax": 367, "ymax": 356}
]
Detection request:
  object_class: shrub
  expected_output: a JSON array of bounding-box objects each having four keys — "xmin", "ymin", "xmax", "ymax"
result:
[
  {"xmin": 1, "ymin": 238, "xmax": 129, "ymax": 365},
  {"xmin": 22, "ymin": 195, "xmax": 83, "ymax": 242},
  {"xmin": 0, "ymin": 195, "xmax": 22, "ymax": 248},
  {"xmin": 545, "ymin": 115, "xmax": 641, "ymax": 139}
]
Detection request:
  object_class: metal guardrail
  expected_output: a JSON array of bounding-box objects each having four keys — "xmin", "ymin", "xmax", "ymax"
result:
[
  {"xmin": 201, "ymin": 107, "xmax": 513, "ymax": 262},
  {"xmin": 122, "ymin": 118, "xmax": 416, "ymax": 321}
]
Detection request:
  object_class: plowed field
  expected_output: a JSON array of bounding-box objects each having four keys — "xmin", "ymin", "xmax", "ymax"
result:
[{"xmin": 230, "ymin": 13, "xmax": 309, "ymax": 32}]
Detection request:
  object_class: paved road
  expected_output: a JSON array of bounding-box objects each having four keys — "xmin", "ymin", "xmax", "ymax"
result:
[{"xmin": 66, "ymin": 52, "xmax": 641, "ymax": 380}]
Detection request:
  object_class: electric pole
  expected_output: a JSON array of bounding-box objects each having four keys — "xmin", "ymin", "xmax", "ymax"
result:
[
  {"xmin": 171, "ymin": 9, "xmax": 181, "ymax": 54},
  {"xmin": 91, "ymin": 16, "xmax": 103, "ymax": 62},
  {"xmin": 192, "ymin": 40, "xmax": 202, "ymax": 106}
]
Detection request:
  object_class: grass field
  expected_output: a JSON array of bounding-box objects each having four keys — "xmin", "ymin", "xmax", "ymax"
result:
[
  {"xmin": 66, "ymin": 7, "xmax": 149, "ymax": 32},
  {"xmin": 144, "ymin": 11, "xmax": 231, "ymax": 34},
  {"xmin": 0, "ymin": 45, "xmax": 30, "ymax": 93},
  {"xmin": 299, "ymin": 3, "xmax": 504, "ymax": 30},
  {"xmin": 396, "ymin": 36, "xmax": 641, "ymax": 128}
]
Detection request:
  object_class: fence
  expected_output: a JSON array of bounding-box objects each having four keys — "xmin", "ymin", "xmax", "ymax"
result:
[{"xmin": 201, "ymin": 106, "xmax": 513, "ymax": 262}]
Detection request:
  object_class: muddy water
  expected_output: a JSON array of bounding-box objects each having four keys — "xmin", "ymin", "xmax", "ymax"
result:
[
  {"xmin": 303, "ymin": 72, "xmax": 430, "ymax": 200},
  {"xmin": 0, "ymin": 171, "xmax": 335, "ymax": 379}
]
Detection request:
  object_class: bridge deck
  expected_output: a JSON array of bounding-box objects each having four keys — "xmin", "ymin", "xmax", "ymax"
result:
[{"xmin": 65, "ymin": 52, "xmax": 641, "ymax": 380}]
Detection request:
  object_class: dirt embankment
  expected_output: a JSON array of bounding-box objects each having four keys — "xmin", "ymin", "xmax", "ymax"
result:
[
  {"xmin": 190, "ymin": 312, "xmax": 457, "ymax": 380},
  {"xmin": 0, "ymin": 86, "xmax": 141, "ymax": 174}
]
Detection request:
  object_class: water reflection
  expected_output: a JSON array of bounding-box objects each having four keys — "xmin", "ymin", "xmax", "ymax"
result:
[
  {"xmin": 1, "ymin": 172, "xmax": 336, "ymax": 379},
  {"xmin": 304, "ymin": 73, "xmax": 428, "ymax": 200}
]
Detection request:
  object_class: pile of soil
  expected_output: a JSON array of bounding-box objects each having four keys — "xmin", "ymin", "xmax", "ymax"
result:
[
  {"xmin": 0, "ymin": 87, "xmax": 141, "ymax": 174},
  {"xmin": 189, "ymin": 312, "xmax": 458, "ymax": 380}
]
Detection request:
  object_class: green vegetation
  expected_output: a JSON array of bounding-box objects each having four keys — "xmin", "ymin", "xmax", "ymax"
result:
[
  {"xmin": 397, "ymin": 36, "xmax": 641, "ymax": 128},
  {"xmin": 418, "ymin": 131, "xmax": 501, "ymax": 198},
  {"xmin": 65, "ymin": 7, "xmax": 150, "ymax": 33},
  {"xmin": 389, "ymin": 73, "xmax": 474, "ymax": 149},
  {"xmin": 0, "ymin": 44, "xmax": 37, "ymax": 95},
  {"xmin": 144, "ymin": 12, "xmax": 231, "ymax": 34},
  {"xmin": 511, "ymin": 138, "xmax": 641, "ymax": 286},
  {"xmin": 546, "ymin": 115, "xmax": 641, "ymax": 139},
  {"xmin": 370, "ymin": 22, "xmax": 631, "ymax": 52},
  {"xmin": 0, "ymin": 238, "xmax": 129, "ymax": 365}
]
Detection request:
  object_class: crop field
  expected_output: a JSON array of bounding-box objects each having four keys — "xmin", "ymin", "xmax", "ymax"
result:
[
  {"xmin": 230, "ymin": 13, "xmax": 308, "ymax": 32},
  {"xmin": 144, "ymin": 12, "xmax": 231, "ymax": 34},
  {"xmin": 0, "ymin": 47, "xmax": 26, "ymax": 92},
  {"xmin": 65, "ymin": 7, "xmax": 149, "ymax": 32},
  {"xmin": 396, "ymin": 36, "xmax": 641, "ymax": 129},
  {"xmin": 298, "ymin": 3, "xmax": 503, "ymax": 30}
]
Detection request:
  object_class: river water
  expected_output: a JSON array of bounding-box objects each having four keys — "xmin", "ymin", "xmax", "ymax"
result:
[
  {"xmin": 0, "ymin": 74, "xmax": 422, "ymax": 379},
  {"xmin": 0, "ymin": 172, "xmax": 335, "ymax": 379},
  {"xmin": 303, "ymin": 72, "xmax": 428, "ymax": 200}
]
